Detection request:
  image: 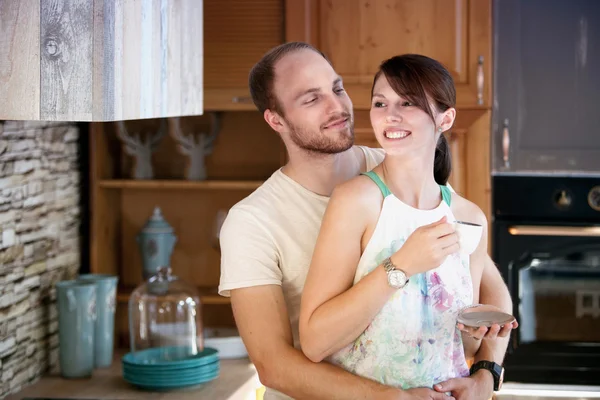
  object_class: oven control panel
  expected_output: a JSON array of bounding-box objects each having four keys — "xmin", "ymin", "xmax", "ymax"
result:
[{"xmin": 493, "ymin": 175, "xmax": 600, "ymax": 221}]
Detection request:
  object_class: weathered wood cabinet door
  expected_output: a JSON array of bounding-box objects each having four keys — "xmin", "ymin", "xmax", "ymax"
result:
[
  {"xmin": 286, "ymin": 0, "xmax": 491, "ymax": 110},
  {"xmin": 203, "ymin": 0, "xmax": 285, "ymax": 111},
  {"xmin": 0, "ymin": 0, "xmax": 204, "ymax": 121}
]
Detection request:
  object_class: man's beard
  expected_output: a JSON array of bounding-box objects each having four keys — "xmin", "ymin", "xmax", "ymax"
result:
[{"xmin": 286, "ymin": 114, "xmax": 354, "ymax": 155}]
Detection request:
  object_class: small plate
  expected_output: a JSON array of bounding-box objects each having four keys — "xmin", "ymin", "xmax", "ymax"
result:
[
  {"xmin": 457, "ymin": 304, "xmax": 515, "ymax": 328},
  {"xmin": 122, "ymin": 346, "xmax": 219, "ymax": 368}
]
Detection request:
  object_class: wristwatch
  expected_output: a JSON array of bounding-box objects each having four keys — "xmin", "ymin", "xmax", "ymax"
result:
[
  {"xmin": 470, "ymin": 360, "xmax": 504, "ymax": 391},
  {"xmin": 382, "ymin": 257, "xmax": 409, "ymax": 289}
]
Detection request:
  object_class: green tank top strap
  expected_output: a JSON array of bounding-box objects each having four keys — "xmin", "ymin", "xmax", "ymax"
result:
[
  {"xmin": 440, "ymin": 185, "xmax": 452, "ymax": 206},
  {"xmin": 362, "ymin": 171, "xmax": 451, "ymax": 205},
  {"xmin": 362, "ymin": 171, "xmax": 392, "ymax": 197}
]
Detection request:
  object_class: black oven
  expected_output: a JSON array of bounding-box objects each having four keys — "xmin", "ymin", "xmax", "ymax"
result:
[{"xmin": 492, "ymin": 175, "xmax": 600, "ymax": 385}]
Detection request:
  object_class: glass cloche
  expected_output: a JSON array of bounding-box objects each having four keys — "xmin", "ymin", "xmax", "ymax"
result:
[{"xmin": 128, "ymin": 266, "xmax": 203, "ymax": 361}]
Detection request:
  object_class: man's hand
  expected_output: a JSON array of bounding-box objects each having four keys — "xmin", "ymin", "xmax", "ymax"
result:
[
  {"xmin": 457, "ymin": 320, "xmax": 518, "ymax": 341},
  {"xmin": 433, "ymin": 370, "xmax": 494, "ymax": 400},
  {"xmin": 401, "ymin": 388, "xmax": 455, "ymax": 400}
]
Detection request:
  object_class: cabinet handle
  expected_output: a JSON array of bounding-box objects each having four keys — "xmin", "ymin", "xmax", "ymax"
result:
[
  {"xmin": 232, "ymin": 96, "xmax": 252, "ymax": 104},
  {"xmin": 477, "ymin": 55, "xmax": 484, "ymax": 105},
  {"xmin": 502, "ymin": 118, "xmax": 510, "ymax": 168}
]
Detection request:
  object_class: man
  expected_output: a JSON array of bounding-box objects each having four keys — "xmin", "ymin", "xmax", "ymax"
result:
[{"xmin": 219, "ymin": 42, "xmax": 516, "ymax": 400}]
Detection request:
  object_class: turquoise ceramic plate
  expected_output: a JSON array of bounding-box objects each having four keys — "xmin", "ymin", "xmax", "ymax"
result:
[
  {"xmin": 123, "ymin": 368, "xmax": 219, "ymax": 386},
  {"xmin": 124, "ymin": 369, "xmax": 219, "ymax": 390},
  {"xmin": 122, "ymin": 346, "xmax": 219, "ymax": 369},
  {"xmin": 123, "ymin": 368, "xmax": 220, "ymax": 383},
  {"xmin": 122, "ymin": 360, "xmax": 219, "ymax": 378}
]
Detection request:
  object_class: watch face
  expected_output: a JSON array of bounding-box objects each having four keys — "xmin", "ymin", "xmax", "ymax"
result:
[{"xmin": 389, "ymin": 270, "xmax": 407, "ymax": 288}]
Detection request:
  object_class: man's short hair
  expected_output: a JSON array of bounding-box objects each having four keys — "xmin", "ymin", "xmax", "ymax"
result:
[{"xmin": 248, "ymin": 42, "xmax": 330, "ymax": 115}]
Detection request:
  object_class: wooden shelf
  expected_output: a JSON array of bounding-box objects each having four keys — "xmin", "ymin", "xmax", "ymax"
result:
[
  {"xmin": 117, "ymin": 286, "xmax": 230, "ymax": 306},
  {"xmin": 98, "ymin": 179, "xmax": 263, "ymax": 190}
]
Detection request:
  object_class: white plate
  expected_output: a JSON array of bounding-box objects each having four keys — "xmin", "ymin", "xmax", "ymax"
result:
[{"xmin": 204, "ymin": 327, "xmax": 248, "ymax": 359}]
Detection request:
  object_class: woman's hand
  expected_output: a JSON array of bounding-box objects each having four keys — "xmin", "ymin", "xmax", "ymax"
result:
[
  {"xmin": 434, "ymin": 370, "xmax": 494, "ymax": 400},
  {"xmin": 401, "ymin": 388, "xmax": 455, "ymax": 400},
  {"xmin": 390, "ymin": 216, "xmax": 459, "ymax": 276}
]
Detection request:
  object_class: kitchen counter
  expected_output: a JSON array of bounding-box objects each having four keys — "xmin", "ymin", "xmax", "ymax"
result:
[{"xmin": 5, "ymin": 350, "xmax": 262, "ymax": 400}]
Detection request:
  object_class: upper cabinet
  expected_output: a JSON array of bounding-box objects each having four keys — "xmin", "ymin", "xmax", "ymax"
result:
[
  {"xmin": 203, "ymin": 0, "xmax": 285, "ymax": 111},
  {"xmin": 492, "ymin": 0, "xmax": 600, "ymax": 174},
  {"xmin": 0, "ymin": 0, "xmax": 203, "ymax": 122},
  {"xmin": 286, "ymin": 0, "xmax": 491, "ymax": 110}
]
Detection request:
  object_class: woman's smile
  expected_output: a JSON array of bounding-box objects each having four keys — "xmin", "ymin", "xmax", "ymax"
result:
[{"xmin": 384, "ymin": 128, "xmax": 412, "ymax": 140}]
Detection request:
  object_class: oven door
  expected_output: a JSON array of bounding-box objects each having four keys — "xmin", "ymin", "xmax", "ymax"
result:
[{"xmin": 493, "ymin": 222, "xmax": 600, "ymax": 385}]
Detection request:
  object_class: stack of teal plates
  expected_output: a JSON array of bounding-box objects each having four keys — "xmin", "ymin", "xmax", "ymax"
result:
[{"xmin": 121, "ymin": 346, "xmax": 220, "ymax": 391}]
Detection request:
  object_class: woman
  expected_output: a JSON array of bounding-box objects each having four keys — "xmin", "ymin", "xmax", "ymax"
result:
[{"xmin": 299, "ymin": 54, "xmax": 489, "ymax": 389}]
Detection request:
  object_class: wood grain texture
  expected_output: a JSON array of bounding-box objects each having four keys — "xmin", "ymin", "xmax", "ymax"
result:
[
  {"xmin": 287, "ymin": 0, "xmax": 492, "ymax": 109},
  {"xmin": 89, "ymin": 122, "xmax": 121, "ymax": 277},
  {"xmin": 180, "ymin": 0, "xmax": 203, "ymax": 116},
  {"xmin": 0, "ymin": 0, "xmax": 41, "ymax": 120},
  {"xmin": 40, "ymin": 0, "xmax": 94, "ymax": 120},
  {"xmin": 1, "ymin": 0, "xmax": 204, "ymax": 121},
  {"xmin": 203, "ymin": 0, "xmax": 283, "ymax": 110}
]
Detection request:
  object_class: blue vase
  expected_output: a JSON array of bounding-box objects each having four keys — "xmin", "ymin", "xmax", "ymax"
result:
[
  {"xmin": 78, "ymin": 274, "xmax": 119, "ymax": 368},
  {"xmin": 56, "ymin": 280, "xmax": 97, "ymax": 378},
  {"xmin": 136, "ymin": 207, "xmax": 177, "ymax": 279}
]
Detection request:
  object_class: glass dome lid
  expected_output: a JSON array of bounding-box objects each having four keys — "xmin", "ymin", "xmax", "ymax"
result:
[{"xmin": 128, "ymin": 266, "xmax": 204, "ymax": 361}]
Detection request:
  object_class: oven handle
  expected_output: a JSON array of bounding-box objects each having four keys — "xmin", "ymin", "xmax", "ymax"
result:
[{"xmin": 508, "ymin": 225, "xmax": 600, "ymax": 237}]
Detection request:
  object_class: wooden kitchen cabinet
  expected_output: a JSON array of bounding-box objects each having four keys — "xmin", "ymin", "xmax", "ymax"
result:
[
  {"xmin": 492, "ymin": 0, "xmax": 600, "ymax": 174},
  {"xmin": 203, "ymin": 0, "xmax": 285, "ymax": 111},
  {"xmin": 285, "ymin": 0, "xmax": 491, "ymax": 110}
]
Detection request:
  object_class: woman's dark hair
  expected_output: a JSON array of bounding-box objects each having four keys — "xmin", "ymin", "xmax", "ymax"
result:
[{"xmin": 372, "ymin": 54, "xmax": 455, "ymax": 185}]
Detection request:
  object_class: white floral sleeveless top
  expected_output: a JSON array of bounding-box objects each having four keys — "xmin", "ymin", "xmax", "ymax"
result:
[{"xmin": 328, "ymin": 171, "xmax": 473, "ymax": 389}]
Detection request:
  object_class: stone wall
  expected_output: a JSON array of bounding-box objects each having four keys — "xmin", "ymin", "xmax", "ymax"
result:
[{"xmin": 0, "ymin": 121, "xmax": 81, "ymax": 397}]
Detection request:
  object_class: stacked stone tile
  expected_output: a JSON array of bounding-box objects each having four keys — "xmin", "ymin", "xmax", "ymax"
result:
[{"xmin": 0, "ymin": 121, "xmax": 80, "ymax": 397}]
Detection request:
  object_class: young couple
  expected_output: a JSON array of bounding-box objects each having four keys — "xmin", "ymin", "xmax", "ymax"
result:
[{"xmin": 219, "ymin": 42, "xmax": 517, "ymax": 400}]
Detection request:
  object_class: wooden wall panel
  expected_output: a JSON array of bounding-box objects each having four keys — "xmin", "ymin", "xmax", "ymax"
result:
[
  {"xmin": 0, "ymin": 0, "xmax": 204, "ymax": 122},
  {"xmin": 0, "ymin": 1, "xmax": 41, "ymax": 120}
]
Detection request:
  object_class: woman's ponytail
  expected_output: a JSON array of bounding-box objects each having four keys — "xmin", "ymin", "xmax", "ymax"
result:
[{"xmin": 434, "ymin": 134, "xmax": 452, "ymax": 185}]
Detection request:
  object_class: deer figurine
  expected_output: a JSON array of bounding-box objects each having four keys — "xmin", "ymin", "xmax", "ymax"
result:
[
  {"xmin": 169, "ymin": 113, "xmax": 221, "ymax": 181},
  {"xmin": 115, "ymin": 119, "xmax": 167, "ymax": 179}
]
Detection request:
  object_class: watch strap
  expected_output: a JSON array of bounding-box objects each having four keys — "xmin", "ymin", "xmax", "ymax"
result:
[
  {"xmin": 382, "ymin": 257, "xmax": 395, "ymax": 273},
  {"xmin": 470, "ymin": 360, "xmax": 502, "ymax": 391}
]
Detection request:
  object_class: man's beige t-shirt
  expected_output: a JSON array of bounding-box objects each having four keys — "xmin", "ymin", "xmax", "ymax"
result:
[{"xmin": 218, "ymin": 146, "xmax": 384, "ymax": 399}]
